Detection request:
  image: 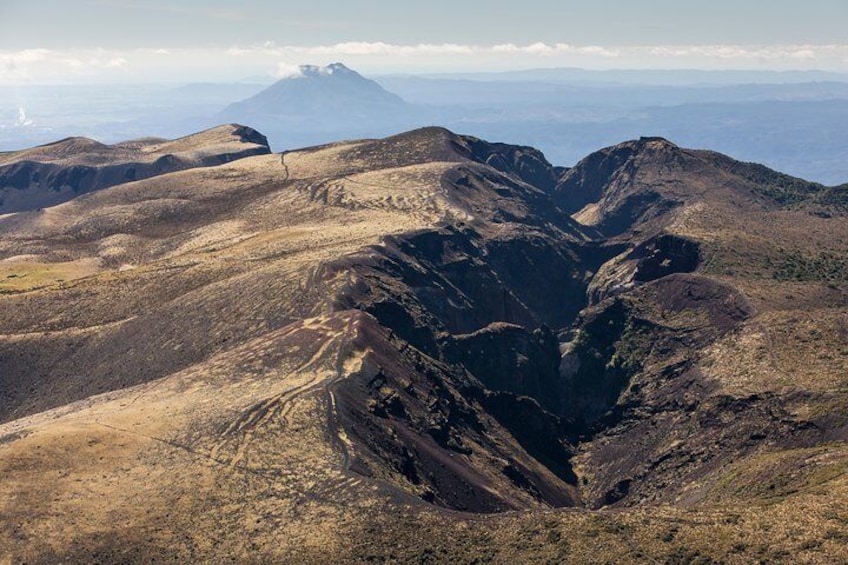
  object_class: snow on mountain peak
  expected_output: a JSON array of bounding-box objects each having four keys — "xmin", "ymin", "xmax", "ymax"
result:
[{"xmin": 273, "ymin": 63, "xmax": 356, "ymax": 80}]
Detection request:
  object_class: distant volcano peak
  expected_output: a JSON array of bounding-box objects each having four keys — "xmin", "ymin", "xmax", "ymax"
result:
[
  {"xmin": 297, "ymin": 62, "xmax": 356, "ymax": 77},
  {"xmin": 220, "ymin": 62, "xmax": 408, "ymax": 127}
]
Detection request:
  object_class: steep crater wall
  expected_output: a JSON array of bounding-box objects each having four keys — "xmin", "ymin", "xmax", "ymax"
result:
[
  {"xmin": 321, "ymin": 180, "xmax": 820, "ymax": 514},
  {"xmin": 325, "ymin": 223, "xmax": 599, "ymax": 511}
]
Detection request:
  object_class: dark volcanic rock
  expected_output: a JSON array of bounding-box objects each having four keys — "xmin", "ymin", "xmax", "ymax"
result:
[
  {"xmin": 631, "ymin": 233, "xmax": 701, "ymax": 283},
  {"xmin": 448, "ymin": 323, "xmax": 562, "ymax": 412},
  {"xmin": 331, "ymin": 314, "xmax": 581, "ymax": 512}
]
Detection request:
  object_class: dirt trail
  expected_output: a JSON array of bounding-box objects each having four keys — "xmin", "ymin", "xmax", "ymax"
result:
[{"xmin": 209, "ymin": 314, "xmax": 363, "ymax": 471}]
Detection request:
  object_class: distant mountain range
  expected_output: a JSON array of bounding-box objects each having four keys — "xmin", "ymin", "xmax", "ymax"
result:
[
  {"xmin": 208, "ymin": 63, "xmax": 848, "ymax": 184},
  {"xmin": 409, "ymin": 67, "xmax": 848, "ymax": 86},
  {"xmin": 1, "ymin": 64, "xmax": 847, "ymax": 184}
]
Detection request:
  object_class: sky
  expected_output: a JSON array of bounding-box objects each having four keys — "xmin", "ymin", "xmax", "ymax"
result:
[{"xmin": 1, "ymin": 0, "xmax": 847, "ymax": 83}]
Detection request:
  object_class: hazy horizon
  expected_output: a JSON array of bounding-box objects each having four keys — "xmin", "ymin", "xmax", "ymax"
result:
[{"xmin": 2, "ymin": 0, "xmax": 848, "ymax": 84}]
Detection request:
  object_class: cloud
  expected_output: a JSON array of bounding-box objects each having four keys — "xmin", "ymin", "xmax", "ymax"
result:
[
  {"xmin": 2, "ymin": 43, "xmax": 848, "ymax": 84},
  {"xmin": 0, "ymin": 48, "xmax": 134, "ymax": 83},
  {"xmin": 63, "ymin": 56, "xmax": 127, "ymax": 70},
  {"xmin": 231, "ymin": 40, "xmax": 777, "ymax": 62},
  {"xmin": 577, "ymin": 46, "xmax": 621, "ymax": 58},
  {"xmin": 104, "ymin": 57, "xmax": 128, "ymax": 68},
  {"xmin": 274, "ymin": 61, "xmax": 303, "ymax": 79},
  {"xmin": 136, "ymin": 48, "xmax": 170, "ymax": 56},
  {"xmin": 1, "ymin": 49, "xmax": 52, "ymax": 65},
  {"xmin": 493, "ymin": 43, "xmax": 554, "ymax": 54},
  {"xmin": 229, "ymin": 41, "xmax": 477, "ymax": 57},
  {"xmin": 644, "ymin": 44, "xmax": 844, "ymax": 62},
  {"xmin": 0, "ymin": 49, "xmax": 52, "ymax": 81},
  {"xmin": 491, "ymin": 43, "xmax": 619, "ymax": 57}
]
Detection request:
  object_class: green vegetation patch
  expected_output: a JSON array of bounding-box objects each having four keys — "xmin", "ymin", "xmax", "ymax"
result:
[{"xmin": 772, "ymin": 250, "xmax": 848, "ymax": 282}]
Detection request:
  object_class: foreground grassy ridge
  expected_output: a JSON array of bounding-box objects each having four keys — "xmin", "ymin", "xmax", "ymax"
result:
[{"xmin": 1, "ymin": 130, "xmax": 848, "ymax": 563}]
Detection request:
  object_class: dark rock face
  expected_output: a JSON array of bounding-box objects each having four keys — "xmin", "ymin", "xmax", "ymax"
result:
[
  {"xmin": 329, "ymin": 228, "xmax": 757, "ymax": 512},
  {"xmin": 560, "ymin": 274, "xmax": 754, "ymax": 427},
  {"xmin": 230, "ymin": 125, "xmax": 270, "ymax": 147},
  {"xmin": 554, "ymin": 141, "xmax": 644, "ymax": 215},
  {"xmin": 449, "ymin": 323, "xmax": 561, "ymax": 409},
  {"xmin": 331, "ymin": 314, "xmax": 581, "ymax": 512},
  {"xmin": 549, "ymin": 273, "xmax": 773, "ymax": 508},
  {"xmin": 632, "ymin": 234, "xmax": 701, "ymax": 283},
  {"xmin": 459, "ymin": 137, "xmax": 561, "ymax": 191},
  {"xmin": 322, "ymin": 222, "xmax": 592, "ymax": 511}
]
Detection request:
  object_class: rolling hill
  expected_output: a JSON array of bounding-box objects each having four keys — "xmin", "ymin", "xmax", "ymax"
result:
[
  {"xmin": 1, "ymin": 126, "xmax": 847, "ymax": 563},
  {"xmin": 0, "ymin": 124, "xmax": 270, "ymax": 213}
]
